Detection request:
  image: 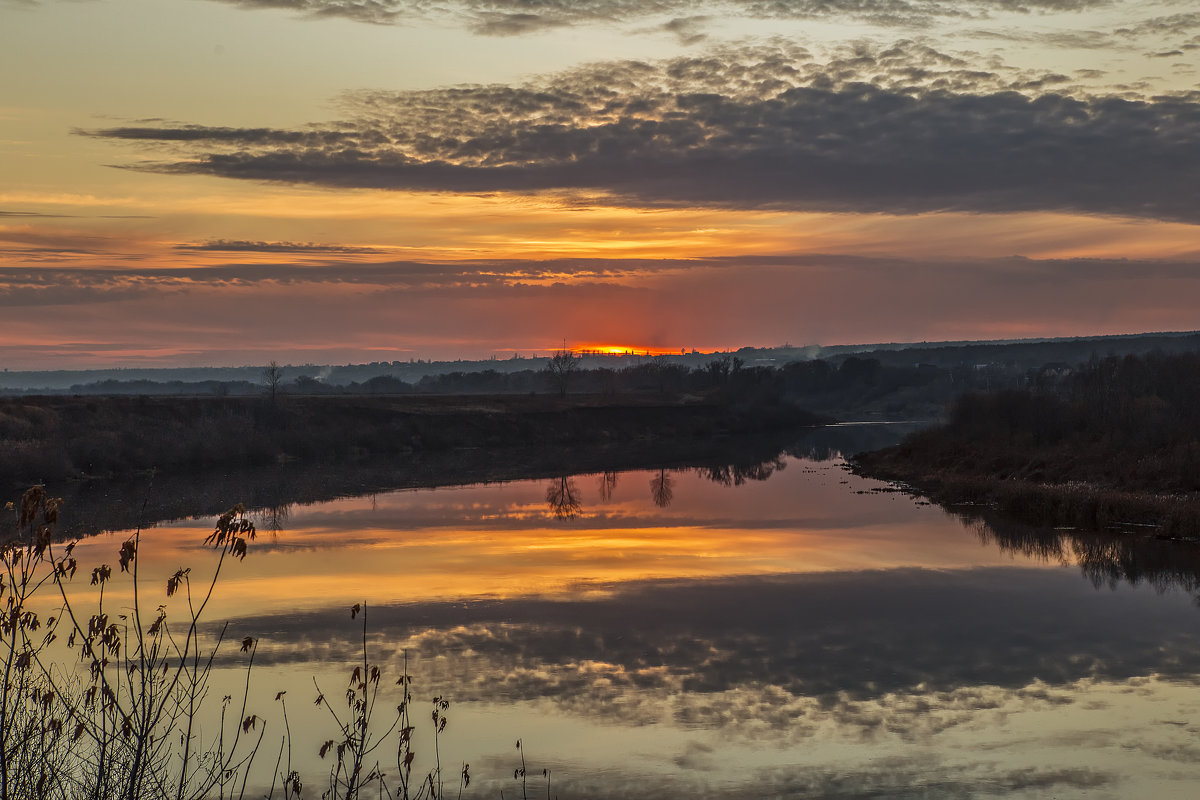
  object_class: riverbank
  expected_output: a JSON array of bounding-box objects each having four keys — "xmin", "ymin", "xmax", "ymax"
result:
[
  {"xmin": 0, "ymin": 392, "xmax": 830, "ymax": 492},
  {"xmin": 852, "ymin": 448, "xmax": 1200, "ymax": 538},
  {"xmin": 852, "ymin": 358, "xmax": 1200, "ymax": 538}
]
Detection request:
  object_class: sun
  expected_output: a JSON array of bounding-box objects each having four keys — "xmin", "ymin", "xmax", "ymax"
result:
[{"xmin": 573, "ymin": 343, "xmax": 683, "ymax": 357}]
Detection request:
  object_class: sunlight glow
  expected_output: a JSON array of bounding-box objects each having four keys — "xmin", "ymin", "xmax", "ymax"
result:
[{"xmin": 572, "ymin": 343, "xmax": 685, "ymax": 356}]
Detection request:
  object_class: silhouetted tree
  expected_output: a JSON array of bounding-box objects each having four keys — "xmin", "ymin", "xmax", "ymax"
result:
[
  {"xmin": 546, "ymin": 349, "xmax": 579, "ymax": 397},
  {"xmin": 706, "ymin": 355, "xmax": 732, "ymax": 386},
  {"xmin": 263, "ymin": 360, "xmax": 284, "ymax": 404}
]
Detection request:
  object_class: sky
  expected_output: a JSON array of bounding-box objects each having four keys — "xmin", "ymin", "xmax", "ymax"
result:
[{"xmin": 2, "ymin": 0, "xmax": 1200, "ymax": 368}]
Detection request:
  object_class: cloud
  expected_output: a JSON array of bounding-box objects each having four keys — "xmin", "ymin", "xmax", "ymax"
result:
[
  {"xmin": 0, "ymin": 257, "xmax": 662, "ymax": 308},
  {"xmin": 659, "ymin": 15, "xmax": 710, "ymax": 45},
  {"xmin": 203, "ymin": 0, "xmax": 1113, "ymax": 33},
  {"xmin": 467, "ymin": 10, "xmax": 573, "ymax": 36},
  {"xmin": 177, "ymin": 239, "xmax": 384, "ymax": 254},
  {"xmin": 83, "ymin": 43, "xmax": 1200, "ymax": 223},
  {"xmin": 0, "ymin": 210, "xmax": 73, "ymax": 218},
  {"xmin": 0, "ymin": 210, "xmax": 154, "ymax": 220},
  {"xmin": 1115, "ymin": 12, "xmax": 1200, "ymax": 40}
]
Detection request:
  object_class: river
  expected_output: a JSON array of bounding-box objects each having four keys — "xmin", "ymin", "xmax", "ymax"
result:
[{"xmin": 48, "ymin": 424, "xmax": 1200, "ymax": 799}]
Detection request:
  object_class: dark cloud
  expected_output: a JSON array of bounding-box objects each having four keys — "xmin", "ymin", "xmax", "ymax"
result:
[
  {"xmin": 177, "ymin": 239, "xmax": 384, "ymax": 254},
  {"xmin": 6, "ymin": 252, "xmax": 1200, "ymax": 308},
  {"xmin": 1115, "ymin": 12, "xmax": 1200, "ymax": 39},
  {"xmin": 659, "ymin": 15, "xmax": 710, "ymax": 45},
  {"xmin": 0, "ymin": 257, "xmax": 659, "ymax": 307},
  {"xmin": 0, "ymin": 210, "xmax": 154, "ymax": 220},
  {"xmin": 1106, "ymin": 12, "xmax": 1200, "ymax": 54},
  {"xmin": 0, "ymin": 247, "xmax": 107, "ymax": 267},
  {"xmin": 1033, "ymin": 29, "xmax": 1121, "ymax": 49},
  {"xmin": 204, "ymin": 0, "xmax": 1112, "ymax": 32},
  {"xmin": 963, "ymin": 27, "xmax": 1128, "ymax": 50},
  {"xmin": 84, "ymin": 43, "xmax": 1200, "ymax": 222},
  {"xmin": 467, "ymin": 11, "xmax": 572, "ymax": 35},
  {"xmin": 76, "ymin": 124, "xmax": 363, "ymax": 147}
]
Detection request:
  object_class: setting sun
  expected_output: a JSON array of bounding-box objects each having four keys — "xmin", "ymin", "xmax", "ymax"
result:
[{"xmin": 573, "ymin": 344, "xmax": 686, "ymax": 357}]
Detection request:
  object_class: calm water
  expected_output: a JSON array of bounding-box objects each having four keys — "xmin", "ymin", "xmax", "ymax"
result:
[{"xmin": 63, "ymin": 427, "xmax": 1200, "ymax": 799}]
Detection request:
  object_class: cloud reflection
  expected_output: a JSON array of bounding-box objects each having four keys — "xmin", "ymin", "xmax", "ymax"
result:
[{"xmin": 226, "ymin": 568, "xmax": 1200, "ymax": 734}]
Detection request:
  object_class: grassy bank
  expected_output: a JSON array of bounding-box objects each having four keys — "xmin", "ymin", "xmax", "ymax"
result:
[{"xmin": 0, "ymin": 393, "xmax": 829, "ymax": 491}]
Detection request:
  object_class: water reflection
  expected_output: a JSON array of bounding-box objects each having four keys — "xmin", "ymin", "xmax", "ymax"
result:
[
  {"xmin": 960, "ymin": 508, "xmax": 1200, "ymax": 598},
  {"xmin": 253, "ymin": 502, "xmax": 290, "ymax": 534},
  {"xmin": 597, "ymin": 470, "xmax": 619, "ymax": 502},
  {"xmin": 649, "ymin": 469, "xmax": 674, "ymax": 508},
  {"xmin": 695, "ymin": 454, "xmax": 787, "ymax": 487},
  {"xmin": 545, "ymin": 475, "xmax": 582, "ymax": 520},
  {"xmin": 42, "ymin": 422, "xmax": 1200, "ymax": 798},
  {"xmin": 233, "ymin": 569, "xmax": 1200, "ymax": 705},
  {"xmin": 220, "ymin": 567, "xmax": 1200, "ymax": 798}
]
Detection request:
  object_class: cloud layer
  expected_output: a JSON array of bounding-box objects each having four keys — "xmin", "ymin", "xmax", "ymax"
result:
[
  {"xmin": 83, "ymin": 43, "xmax": 1200, "ymax": 222},
  {"xmin": 207, "ymin": 0, "xmax": 1112, "ymax": 33},
  {"xmin": 176, "ymin": 239, "xmax": 384, "ymax": 254}
]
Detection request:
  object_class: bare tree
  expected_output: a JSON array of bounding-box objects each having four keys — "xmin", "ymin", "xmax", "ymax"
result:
[
  {"xmin": 545, "ymin": 349, "xmax": 579, "ymax": 397},
  {"xmin": 263, "ymin": 360, "xmax": 284, "ymax": 404}
]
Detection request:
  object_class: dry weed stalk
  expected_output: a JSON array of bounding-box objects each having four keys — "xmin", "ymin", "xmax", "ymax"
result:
[
  {"xmin": 0, "ymin": 487, "xmax": 265, "ymax": 800},
  {"xmin": 3, "ymin": 487, "xmax": 526, "ymax": 800}
]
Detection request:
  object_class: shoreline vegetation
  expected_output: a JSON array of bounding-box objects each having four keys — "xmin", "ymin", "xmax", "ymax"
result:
[
  {"xmin": 853, "ymin": 351, "xmax": 1200, "ymax": 538},
  {"xmin": 0, "ymin": 393, "xmax": 830, "ymax": 493},
  {"xmin": 44, "ymin": 424, "xmax": 915, "ymax": 543}
]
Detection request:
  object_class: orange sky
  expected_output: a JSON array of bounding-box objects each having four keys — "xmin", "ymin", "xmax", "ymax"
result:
[{"xmin": 3, "ymin": 0, "xmax": 1200, "ymax": 366}]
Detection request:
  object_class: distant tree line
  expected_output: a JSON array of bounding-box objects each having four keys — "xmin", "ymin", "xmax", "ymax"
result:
[
  {"xmin": 1, "ymin": 351, "xmax": 1062, "ymax": 421},
  {"xmin": 15, "ymin": 345, "xmax": 1196, "ymax": 430}
]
